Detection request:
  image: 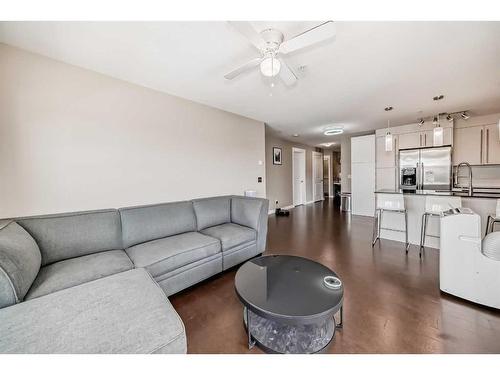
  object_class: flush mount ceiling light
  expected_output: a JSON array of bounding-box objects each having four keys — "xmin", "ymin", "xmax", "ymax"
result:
[
  {"xmin": 292, "ymin": 133, "xmax": 300, "ymax": 137},
  {"xmin": 433, "ymin": 95, "xmax": 445, "ymax": 101},
  {"xmin": 320, "ymin": 142, "xmax": 335, "ymax": 148},
  {"xmin": 461, "ymin": 111, "xmax": 470, "ymax": 120},
  {"xmin": 260, "ymin": 55, "xmax": 281, "ymax": 77},
  {"xmin": 324, "ymin": 127, "xmax": 344, "ymax": 136}
]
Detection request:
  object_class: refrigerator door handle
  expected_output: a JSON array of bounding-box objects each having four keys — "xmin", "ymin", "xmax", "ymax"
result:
[{"xmin": 416, "ymin": 162, "xmax": 420, "ymax": 189}]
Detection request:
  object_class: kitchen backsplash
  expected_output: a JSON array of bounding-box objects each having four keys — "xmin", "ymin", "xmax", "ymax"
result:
[{"xmin": 454, "ymin": 164, "xmax": 500, "ymax": 189}]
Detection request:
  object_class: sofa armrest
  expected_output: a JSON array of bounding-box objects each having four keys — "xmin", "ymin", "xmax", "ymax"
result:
[{"xmin": 231, "ymin": 196, "xmax": 269, "ymax": 254}]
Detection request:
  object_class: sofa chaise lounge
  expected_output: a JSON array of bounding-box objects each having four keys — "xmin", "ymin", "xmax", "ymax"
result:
[{"xmin": 0, "ymin": 195, "xmax": 269, "ymax": 353}]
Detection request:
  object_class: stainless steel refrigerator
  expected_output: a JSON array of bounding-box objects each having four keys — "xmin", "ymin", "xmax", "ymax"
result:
[{"xmin": 399, "ymin": 146, "xmax": 452, "ymax": 191}]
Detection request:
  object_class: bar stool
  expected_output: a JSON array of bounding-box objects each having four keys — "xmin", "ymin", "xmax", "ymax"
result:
[
  {"xmin": 372, "ymin": 194, "xmax": 409, "ymax": 252},
  {"xmin": 485, "ymin": 215, "xmax": 500, "ymax": 237},
  {"xmin": 420, "ymin": 196, "xmax": 462, "ymax": 258}
]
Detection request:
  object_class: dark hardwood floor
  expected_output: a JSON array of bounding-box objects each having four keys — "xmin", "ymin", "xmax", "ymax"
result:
[{"xmin": 170, "ymin": 199, "xmax": 500, "ymax": 353}]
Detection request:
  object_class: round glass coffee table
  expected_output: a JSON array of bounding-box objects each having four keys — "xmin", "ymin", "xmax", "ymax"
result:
[{"xmin": 235, "ymin": 255, "xmax": 343, "ymax": 354}]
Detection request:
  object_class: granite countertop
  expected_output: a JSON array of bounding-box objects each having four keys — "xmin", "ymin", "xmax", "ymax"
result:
[{"xmin": 375, "ymin": 189, "xmax": 500, "ymax": 199}]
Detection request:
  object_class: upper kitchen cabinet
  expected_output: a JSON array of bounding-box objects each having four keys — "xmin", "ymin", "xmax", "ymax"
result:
[
  {"xmin": 453, "ymin": 122, "xmax": 500, "ymax": 166},
  {"xmin": 375, "ymin": 135, "xmax": 397, "ymax": 168},
  {"xmin": 453, "ymin": 126, "xmax": 483, "ymax": 165},
  {"xmin": 484, "ymin": 123, "xmax": 500, "ymax": 165},
  {"xmin": 398, "ymin": 128, "xmax": 453, "ymax": 150}
]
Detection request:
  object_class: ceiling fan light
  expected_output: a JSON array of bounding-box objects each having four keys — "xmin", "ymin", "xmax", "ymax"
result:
[{"xmin": 260, "ymin": 57, "xmax": 281, "ymax": 77}]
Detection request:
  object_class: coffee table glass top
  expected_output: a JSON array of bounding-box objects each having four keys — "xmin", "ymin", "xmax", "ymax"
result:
[{"xmin": 235, "ymin": 255, "xmax": 343, "ymax": 322}]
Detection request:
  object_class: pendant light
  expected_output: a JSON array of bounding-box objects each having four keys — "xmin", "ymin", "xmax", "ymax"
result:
[
  {"xmin": 433, "ymin": 113, "xmax": 444, "ymax": 146},
  {"xmin": 385, "ymin": 119, "xmax": 393, "ymax": 152}
]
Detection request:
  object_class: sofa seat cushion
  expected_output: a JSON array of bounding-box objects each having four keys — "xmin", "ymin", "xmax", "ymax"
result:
[
  {"xmin": 25, "ymin": 250, "xmax": 133, "ymax": 300},
  {"xmin": 201, "ymin": 223, "xmax": 256, "ymax": 252},
  {"xmin": 125, "ymin": 232, "xmax": 221, "ymax": 278},
  {"xmin": 0, "ymin": 269, "xmax": 186, "ymax": 353}
]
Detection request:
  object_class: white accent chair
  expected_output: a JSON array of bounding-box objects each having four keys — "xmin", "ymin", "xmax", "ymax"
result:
[
  {"xmin": 420, "ymin": 196, "xmax": 462, "ymax": 258},
  {"xmin": 372, "ymin": 194, "xmax": 409, "ymax": 252}
]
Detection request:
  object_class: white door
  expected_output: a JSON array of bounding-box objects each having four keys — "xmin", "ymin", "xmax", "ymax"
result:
[
  {"xmin": 292, "ymin": 148, "xmax": 306, "ymax": 206},
  {"xmin": 312, "ymin": 151, "xmax": 324, "ymax": 202}
]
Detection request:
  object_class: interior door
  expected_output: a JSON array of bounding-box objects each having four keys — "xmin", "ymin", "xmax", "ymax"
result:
[
  {"xmin": 312, "ymin": 152, "xmax": 324, "ymax": 202},
  {"xmin": 293, "ymin": 149, "xmax": 306, "ymax": 206}
]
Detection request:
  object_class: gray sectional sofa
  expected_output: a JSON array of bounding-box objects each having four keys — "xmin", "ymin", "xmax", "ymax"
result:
[{"xmin": 0, "ymin": 195, "xmax": 269, "ymax": 353}]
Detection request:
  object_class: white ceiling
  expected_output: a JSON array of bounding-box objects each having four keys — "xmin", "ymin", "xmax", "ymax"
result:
[{"xmin": 1, "ymin": 21, "xmax": 500, "ymax": 149}]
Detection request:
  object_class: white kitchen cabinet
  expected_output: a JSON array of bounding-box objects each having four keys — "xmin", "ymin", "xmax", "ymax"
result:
[
  {"xmin": 351, "ymin": 135, "xmax": 375, "ymax": 217},
  {"xmin": 399, "ymin": 128, "xmax": 453, "ymax": 149},
  {"xmin": 484, "ymin": 123, "xmax": 500, "ymax": 165},
  {"xmin": 398, "ymin": 132, "xmax": 422, "ymax": 150},
  {"xmin": 453, "ymin": 126, "xmax": 483, "ymax": 165},
  {"xmin": 375, "ymin": 135, "xmax": 397, "ymax": 168},
  {"xmin": 376, "ymin": 167, "xmax": 397, "ymax": 190}
]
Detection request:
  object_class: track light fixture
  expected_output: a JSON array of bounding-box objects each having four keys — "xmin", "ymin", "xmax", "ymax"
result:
[
  {"xmin": 446, "ymin": 114, "xmax": 453, "ymax": 122},
  {"xmin": 461, "ymin": 111, "xmax": 470, "ymax": 120},
  {"xmin": 418, "ymin": 118, "xmax": 425, "ymax": 126},
  {"xmin": 432, "ymin": 116, "xmax": 438, "ymax": 126}
]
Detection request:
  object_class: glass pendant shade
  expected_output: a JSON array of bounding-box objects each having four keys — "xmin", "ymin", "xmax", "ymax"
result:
[
  {"xmin": 433, "ymin": 126, "xmax": 444, "ymax": 146},
  {"xmin": 385, "ymin": 132, "xmax": 393, "ymax": 152},
  {"xmin": 260, "ymin": 57, "xmax": 281, "ymax": 77}
]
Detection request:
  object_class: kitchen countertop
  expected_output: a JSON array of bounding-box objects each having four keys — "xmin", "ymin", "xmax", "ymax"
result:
[{"xmin": 375, "ymin": 189, "xmax": 500, "ymax": 199}]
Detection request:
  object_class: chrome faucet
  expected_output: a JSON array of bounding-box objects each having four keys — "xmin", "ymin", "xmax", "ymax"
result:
[{"xmin": 455, "ymin": 162, "xmax": 473, "ymax": 197}]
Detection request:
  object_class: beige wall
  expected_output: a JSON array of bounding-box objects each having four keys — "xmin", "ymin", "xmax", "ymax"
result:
[
  {"xmin": 0, "ymin": 44, "xmax": 266, "ymax": 217},
  {"xmin": 265, "ymin": 126, "xmax": 322, "ymax": 210}
]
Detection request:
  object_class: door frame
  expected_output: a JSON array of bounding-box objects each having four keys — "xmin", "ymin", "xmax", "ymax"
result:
[
  {"xmin": 292, "ymin": 147, "xmax": 306, "ymax": 206},
  {"xmin": 323, "ymin": 154, "xmax": 332, "ymax": 197},
  {"xmin": 312, "ymin": 151, "xmax": 324, "ymax": 202}
]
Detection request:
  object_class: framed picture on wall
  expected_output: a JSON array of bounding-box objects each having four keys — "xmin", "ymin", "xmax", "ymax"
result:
[{"xmin": 273, "ymin": 147, "xmax": 282, "ymax": 165}]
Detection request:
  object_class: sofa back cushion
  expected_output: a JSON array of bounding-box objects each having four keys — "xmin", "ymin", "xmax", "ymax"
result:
[
  {"xmin": 193, "ymin": 196, "xmax": 231, "ymax": 230},
  {"xmin": 17, "ymin": 210, "xmax": 122, "ymax": 266},
  {"xmin": 231, "ymin": 197, "xmax": 265, "ymax": 230},
  {"xmin": 119, "ymin": 201, "xmax": 197, "ymax": 248},
  {"xmin": 0, "ymin": 221, "xmax": 41, "ymax": 308}
]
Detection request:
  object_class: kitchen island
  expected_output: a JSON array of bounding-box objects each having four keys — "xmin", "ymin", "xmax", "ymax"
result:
[{"xmin": 375, "ymin": 189, "xmax": 500, "ymax": 249}]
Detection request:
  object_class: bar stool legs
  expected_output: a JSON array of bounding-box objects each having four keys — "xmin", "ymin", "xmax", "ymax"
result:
[{"xmin": 372, "ymin": 208, "xmax": 409, "ymax": 253}]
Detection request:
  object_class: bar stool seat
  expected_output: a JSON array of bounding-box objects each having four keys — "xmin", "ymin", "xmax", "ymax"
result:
[
  {"xmin": 372, "ymin": 194, "xmax": 409, "ymax": 252},
  {"xmin": 420, "ymin": 196, "xmax": 462, "ymax": 258}
]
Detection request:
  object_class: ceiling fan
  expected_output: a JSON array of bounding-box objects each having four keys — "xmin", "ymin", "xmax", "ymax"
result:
[{"xmin": 224, "ymin": 21, "xmax": 336, "ymax": 86}]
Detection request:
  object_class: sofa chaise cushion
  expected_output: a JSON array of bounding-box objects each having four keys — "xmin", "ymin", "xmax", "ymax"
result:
[
  {"xmin": 193, "ymin": 196, "xmax": 231, "ymax": 230},
  {"xmin": 25, "ymin": 250, "xmax": 134, "ymax": 300},
  {"xmin": 125, "ymin": 232, "xmax": 221, "ymax": 278},
  {"xmin": 0, "ymin": 221, "xmax": 41, "ymax": 308},
  {"xmin": 201, "ymin": 223, "xmax": 256, "ymax": 252},
  {"xmin": 0, "ymin": 269, "xmax": 186, "ymax": 354},
  {"xmin": 16, "ymin": 209, "xmax": 122, "ymax": 266},
  {"xmin": 120, "ymin": 201, "xmax": 197, "ymax": 249}
]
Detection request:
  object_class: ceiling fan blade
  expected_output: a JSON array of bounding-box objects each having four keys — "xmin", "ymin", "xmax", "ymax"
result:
[
  {"xmin": 279, "ymin": 21, "xmax": 336, "ymax": 55},
  {"xmin": 279, "ymin": 59, "xmax": 298, "ymax": 86},
  {"xmin": 228, "ymin": 21, "xmax": 265, "ymax": 50},
  {"xmin": 224, "ymin": 57, "xmax": 262, "ymax": 80}
]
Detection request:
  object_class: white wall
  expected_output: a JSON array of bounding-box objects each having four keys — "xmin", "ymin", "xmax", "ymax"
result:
[{"xmin": 0, "ymin": 44, "xmax": 266, "ymax": 217}]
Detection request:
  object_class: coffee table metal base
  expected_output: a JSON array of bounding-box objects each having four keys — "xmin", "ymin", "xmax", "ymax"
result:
[{"xmin": 244, "ymin": 307, "xmax": 343, "ymax": 354}]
